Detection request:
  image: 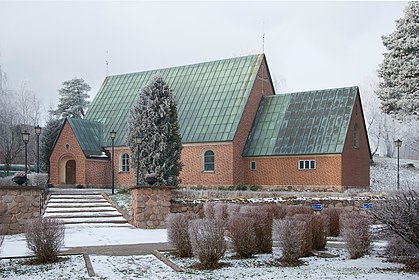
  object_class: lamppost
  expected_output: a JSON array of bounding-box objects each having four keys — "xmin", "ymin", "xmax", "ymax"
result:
[
  {"xmin": 110, "ymin": 130, "xmax": 116, "ymax": 194},
  {"xmin": 21, "ymin": 131, "xmax": 30, "ymax": 186},
  {"xmin": 394, "ymin": 139, "xmax": 402, "ymax": 190},
  {"xmin": 135, "ymin": 135, "xmax": 142, "ymax": 186},
  {"xmin": 34, "ymin": 125, "xmax": 41, "ymax": 173}
]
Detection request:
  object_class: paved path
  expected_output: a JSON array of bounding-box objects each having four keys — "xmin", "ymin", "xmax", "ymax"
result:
[{"xmin": 64, "ymin": 242, "xmax": 174, "ymax": 256}]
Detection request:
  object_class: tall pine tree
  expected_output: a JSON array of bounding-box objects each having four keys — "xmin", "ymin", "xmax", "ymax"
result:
[
  {"xmin": 127, "ymin": 75, "xmax": 182, "ymax": 186},
  {"xmin": 52, "ymin": 78, "xmax": 91, "ymax": 118},
  {"xmin": 376, "ymin": 1, "xmax": 419, "ymax": 119}
]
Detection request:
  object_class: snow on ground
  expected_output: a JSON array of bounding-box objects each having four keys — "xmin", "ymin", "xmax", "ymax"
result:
[
  {"xmin": 370, "ymin": 156, "xmax": 419, "ymax": 192},
  {"xmin": 1, "ymin": 247, "xmax": 418, "ymax": 280},
  {"xmin": 0, "ymin": 225, "xmax": 167, "ymax": 258}
]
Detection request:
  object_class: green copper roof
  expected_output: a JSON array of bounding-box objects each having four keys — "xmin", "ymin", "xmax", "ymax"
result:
[
  {"xmin": 243, "ymin": 86, "xmax": 359, "ymax": 156},
  {"xmin": 86, "ymin": 54, "xmax": 264, "ymax": 147},
  {"xmin": 67, "ymin": 118, "xmax": 104, "ymax": 157}
]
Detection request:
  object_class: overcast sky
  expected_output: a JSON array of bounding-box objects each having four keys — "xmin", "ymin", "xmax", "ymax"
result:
[{"xmin": 0, "ymin": 1, "xmax": 407, "ymax": 121}]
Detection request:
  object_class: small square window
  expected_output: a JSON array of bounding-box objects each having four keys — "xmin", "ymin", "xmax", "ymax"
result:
[
  {"xmin": 299, "ymin": 160, "xmax": 316, "ymax": 170},
  {"xmin": 250, "ymin": 161, "xmax": 256, "ymax": 171}
]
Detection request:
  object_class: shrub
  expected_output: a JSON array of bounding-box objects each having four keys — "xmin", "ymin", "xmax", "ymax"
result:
[
  {"xmin": 270, "ymin": 204, "xmax": 287, "ymax": 219},
  {"xmin": 292, "ymin": 214, "xmax": 313, "ymax": 256},
  {"xmin": 226, "ymin": 203, "xmax": 241, "ymax": 217},
  {"xmin": 273, "ymin": 219, "xmax": 306, "ymax": 266},
  {"xmin": 203, "ymin": 202, "xmax": 216, "ymax": 219},
  {"xmin": 340, "ymin": 213, "xmax": 370, "ymax": 259},
  {"xmin": 25, "ymin": 217, "xmax": 65, "ymax": 263},
  {"xmin": 311, "ymin": 215, "xmax": 328, "ymax": 250},
  {"xmin": 385, "ymin": 236, "xmax": 419, "ymax": 271},
  {"xmin": 322, "ymin": 207, "xmax": 343, "ymax": 237},
  {"xmin": 228, "ymin": 213, "xmax": 256, "ymax": 258},
  {"xmin": 286, "ymin": 205, "xmax": 312, "ymax": 217},
  {"xmin": 241, "ymin": 205, "xmax": 273, "ymax": 253},
  {"xmin": 371, "ymin": 190, "xmax": 419, "ymax": 254},
  {"xmin": 167, "ymin": 213, "xmax": 198, "ymax": 257},
  {"xmin": 0, "ymin": 225, "xmax": 4, "ymax": 249},
  {"xmin": 188, "ymin": 218, "xmax": 226, "ymax": 269}
]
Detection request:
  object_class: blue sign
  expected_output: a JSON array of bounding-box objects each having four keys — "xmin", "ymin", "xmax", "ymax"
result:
[
  {"xmin": 363, "ymin": 203, "xmax": 373, "ymax": 209},
  {"xmin": 311, "ymin": 203, "xmax": 323, "ymax": 211}
]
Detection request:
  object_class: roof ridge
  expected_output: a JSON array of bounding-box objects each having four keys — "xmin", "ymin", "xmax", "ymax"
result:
[
  {"xmin": 273, "ymin": 86, "xmax": 358, "ymax": 96},
  {"xmin": 106, "ymin": 53, "xmax": 263, "ymax": 78}
]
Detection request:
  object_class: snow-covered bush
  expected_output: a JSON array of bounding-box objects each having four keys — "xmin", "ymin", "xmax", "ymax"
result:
[
  {"xmin": 292, "ymin": 214, "xmax": 313, "ymax": 256},
  {"xmin": 0, "ymin": 176, "xmax": 13, "ymax": 186},
  {"xmin": 25, "ymin": 217, "xmax": 65, "ymax": 263},
  {"xmin": 228, "ymin": 213, "xmax": 256, "ymax": 258},
  {"xmin": 273, "ymin": 219, "xmax": 305, "ymax": 266},
  {"xmin": 241, "ymin": 205, "xmax": 273, "ymax": 253},
  {"xmin": 372, "ymin": 189, "xmax": 418, "ymax": 269},
  {"xmin": 340, "ymin": 213, "xmax": 370, "ymax": 259},
  {"xmin": 188, "ymin": 218, "xmax": 226, "ymax": 269},
  {"xmin": 286, "ymin": 205, "xmax": 312, "ymax": 217},
  {"xmin": 322, "ymin": 207, "xmax": 343, "ymax": 237},
  {"xmin": 167, "ymin": 213, "xmax": 198, "ymax": 257},
  {"xmin": 311, "ymin": 215, "xmax": 328, "ymax": 250},
  {"xmin": 27, "ymin": 173, "xmax": 49, "ymax": 186},
  {"xmin": 385, "ymin": 235, "xmax": 419, "ymax": 270}
]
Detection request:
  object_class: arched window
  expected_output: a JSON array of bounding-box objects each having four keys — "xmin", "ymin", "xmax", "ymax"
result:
[
  {"xmin": 203, "ymin": 150, "xmax": 215, "ymax": 172},
  {"xmin": 120, "ymin": 153, "xmax": 130, "ymax": 172},
  {"xmin": 353, "ymin": 123, "xmax": 360, "ymax": 149}
]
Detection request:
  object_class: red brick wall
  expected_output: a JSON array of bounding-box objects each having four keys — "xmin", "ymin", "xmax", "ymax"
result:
[
  {"xmin": 341, "ymin": 95, "xmax": 371, "ymax": 188},
  {"xmin": 50, "ymin": 121, "xmax": 87, "ymax": 185},
  {"xmin": 232, "ymin": 57, "xmax": 274, "ymax": 185},
  {"xmin": 179, "ymin": 143, "xmax": 234, "ymax": 186},
  {"xmin": 110, "ymin": 147, "xmax": 136, "ymax": 187},
  {"xmin": 85, "ymin": 159, "xmax": 111, "ymax": 186},
  {"xmin": 243, "ymin": 155, "xmax": 343, "ymax": 191}
]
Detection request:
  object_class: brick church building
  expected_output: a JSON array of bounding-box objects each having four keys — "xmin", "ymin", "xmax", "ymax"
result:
[{"xmin": 50, "ymin": 54, "xmax": 371, "ymax": 192}]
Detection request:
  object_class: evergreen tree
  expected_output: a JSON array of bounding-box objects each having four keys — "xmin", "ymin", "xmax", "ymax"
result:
[
  {"xmin": 52, "ymin": 78, "xmax": 91, "ymax": 118},
  {"xmin": 39, "ymin": 117, "xmax": 63, "ymax": 174},
  {"xmin": 376, "ymin": 1, "xmax": 419, "ymax": 119},
  {"xmin": 127, "ymin": 75, "xmax": 182, "ymax": 186}
]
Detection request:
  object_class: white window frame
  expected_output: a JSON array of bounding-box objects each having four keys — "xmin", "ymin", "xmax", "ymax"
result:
[
  {"xmin": 250, "ymin": 161, "xmax": 256, "ymax": 171},
  {"xmin": 203, "ymin": 150, "xmax": 215, "ymax": 172},
  {"xmin": 119, "ymin": 153, "xmax": 130, "ymax": 173},
  {"xmin": 299, "ymin": 160, "xmax": 316, "ymax": 170}
]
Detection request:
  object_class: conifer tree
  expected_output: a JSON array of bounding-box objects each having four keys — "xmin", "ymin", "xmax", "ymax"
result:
[
  {"xmin": 39, "ymin": 117, "xmax": 63, "ymax": 173},
  {"xmin": 376, "ymin": 1, "xmax": 419, "ymax": 119},
  {"xmin": 52, "ymin": 78, "xmax": 91, "ymax": 118},
  {"xmin": 127, "ymin": 75, "xmax": 182, "ymax": 186}
]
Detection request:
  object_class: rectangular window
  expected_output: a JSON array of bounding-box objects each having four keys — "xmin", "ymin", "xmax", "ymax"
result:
[
  {"xmin": 250, "ymin": 161, "xmax": 256, "ymax": 171},
  {"xmin": 299, "ymin": 160, "xmax": 316, "ymax": 170}
]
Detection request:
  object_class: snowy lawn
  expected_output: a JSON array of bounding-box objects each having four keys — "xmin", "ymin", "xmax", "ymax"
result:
[
  {"xmin": 1, "ymin": 247, "xmax": 417, "ymax": 279},
  {"xmin": 0, "ymin": 225, "xmax": 167, "ymax": 258}
]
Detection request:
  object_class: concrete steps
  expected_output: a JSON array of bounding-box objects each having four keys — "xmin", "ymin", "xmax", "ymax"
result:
[{"xmin": 44, "ymin": 190, "xmax": 130, "ymax": 226}]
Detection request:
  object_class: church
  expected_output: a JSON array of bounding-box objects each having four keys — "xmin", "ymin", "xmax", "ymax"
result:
[{"xmin": 49, "ymin": 54, "xmax": 371, "ymax": 192}]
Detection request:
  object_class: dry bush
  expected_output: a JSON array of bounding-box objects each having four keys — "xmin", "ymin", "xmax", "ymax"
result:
[
  {"xmin": 385, "ymin": 235, "xmax": 419, "ymax": 271},
  {"xmin": 371, "ymin": 190, "xmax": 419, "ymax": 254},
  {"xmin": 286, "ymin": 205, "xmax": 312, "ymax": 217},
  {"xmin": 273, "ymin": 219, "xmax": 306, "ymax": 266},
  {"xmin": 292, "ymin": 214, "xmax": 313, "ymax": 256},
  {"xmin": 241, "ymin": 205, "xmax": 273, "ymax": 253},
  {"xmin": 188, "ymin": 218, "xmax": 226, "ymax": 269},
  {"xmin": 270, "ymin": 204, "xmax": 287, "ymax": 219},
  {"xmin": 203, "ymin": 202, "xmax": 217, "ymax": 219},
  {"xmin": 311, "ymin": 215, "xmax": 328, "ymax": 250},
  {"xmin": 226, "ymin": 203, "xmax": 241, "ymax": 217},
  {"xmin": 25, "ymin": 217, "xmax": 65, "ymax": 263},
  {"xmin": 0, "ymin": 225, "xmax": 4, "ymax": 249},
  {"xmin": 213, "ymin": 203, "xmax": 229, "ymax": 221},
  {"xmin": 322, "ymin": 207, "xmax": 343, "ymax": 237},
  {"xmin": 340, "ymin": 213, "xmax": 370, "ymax": 259},
  {"xmin": 167, "ymin": 213, "xmax": 198, "ymax": 257},
  {"xmin": 228, "ymin": 213, "xmax": 256, "ymax": 258}
]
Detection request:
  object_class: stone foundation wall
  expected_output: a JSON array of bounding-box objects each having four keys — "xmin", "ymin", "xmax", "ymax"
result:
[
  {"xmin": 0, "ymin": 186, "xmax": 42, "ymax": 234},
  {"xmin": 130, "ymin": 186, "xmax": 174, "ymax": 229},
  {"xmin": 170, "ymin": 197, "xmax": 379, "ymax": 217}
]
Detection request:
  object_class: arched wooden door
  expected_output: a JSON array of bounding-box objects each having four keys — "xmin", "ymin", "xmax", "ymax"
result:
[{"xmin": 65, "ymin": 160, "xmax": 76, "ymax": 184}]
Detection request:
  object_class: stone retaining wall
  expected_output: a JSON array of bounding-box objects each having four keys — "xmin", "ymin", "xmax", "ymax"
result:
[
  {"xmin": 0, "ymin": 186, "xmax": 42, "ymax": 234},
  {"xmin": 130, "ymin": 186, "xmax": 174, "ymax": 229},
  {"xmin": 170, "ymin": 197, "xmax": 380, "ymax": 217}
]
